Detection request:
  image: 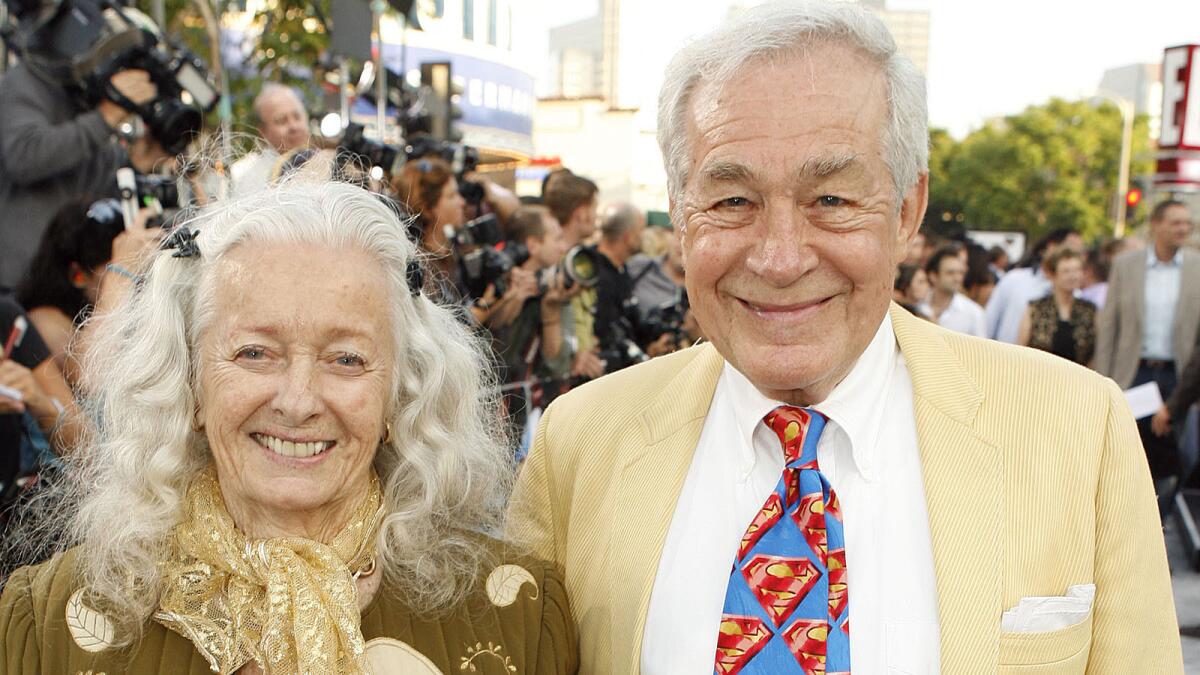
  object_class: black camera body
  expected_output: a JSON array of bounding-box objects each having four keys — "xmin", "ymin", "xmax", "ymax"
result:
[
  {"xmin": 135, "ymin": 173, "xmax": 178, "ymax": 209},
  {"xmin": 640, "ymin": 288, "xmax": 690, "ymax": 346},
  {"xmin": 2, "ymin": 0, "xmax": 218, "ymax": 154},
  {"xmin": 455, "ymin": 213, "xmax": 526, "ymax": 299},
  {"xmin": 597, "ymin": 308, "xmax": 649, "ymax": 373},
  {"xmin": 404, "ymin": 134, "xmax": 484, "ymax": 207},
  {"xmin": 337, "ymin": 122, "xmax": 402, "ymax": 176}
]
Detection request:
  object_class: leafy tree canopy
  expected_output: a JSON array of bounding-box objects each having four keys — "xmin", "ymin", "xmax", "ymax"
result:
[{"xmin": 925, "ymin": 98, "xmax": 1153, "ymax": 243}]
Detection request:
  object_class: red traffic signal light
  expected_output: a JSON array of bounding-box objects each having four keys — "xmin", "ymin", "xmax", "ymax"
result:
[{"xmin": 1126, "ymin": 187, "xmax": 1143, "ymax": 207}]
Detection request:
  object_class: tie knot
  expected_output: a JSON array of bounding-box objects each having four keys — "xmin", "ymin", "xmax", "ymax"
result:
[{"xmin": 764, "ymin": 405, "xmax": 826, "ymax": 466}]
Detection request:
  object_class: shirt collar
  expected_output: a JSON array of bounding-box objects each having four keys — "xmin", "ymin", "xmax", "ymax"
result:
[
  {"xmin": 1147, "ymin": 247, "xmax": 1183, "ymax": 268},
  {"xmin": 722, "ymin": 314, "xmax": 897, "ymax": 482}
]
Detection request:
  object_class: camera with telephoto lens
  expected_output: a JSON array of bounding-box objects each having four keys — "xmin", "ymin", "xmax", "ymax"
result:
[
  {"xmin": 337, "ymin": 122, "xmax": 402, "ymax": 176},
  {"xmin": 2, "ymin": 0, "xmax": 219, "ymax": 155}
]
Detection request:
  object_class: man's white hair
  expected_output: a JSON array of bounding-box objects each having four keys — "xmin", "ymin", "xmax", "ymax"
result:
[
  {"xmin": 656, "ymin": 0, "xmax": 929, "ymax": 224},
  {"xmin": 12, "ymin": 180, "xmax": 513, "ymax": 640},
  {"xmin": 252, "ymin": 82, "xmax": 304, "ymax": 126}
]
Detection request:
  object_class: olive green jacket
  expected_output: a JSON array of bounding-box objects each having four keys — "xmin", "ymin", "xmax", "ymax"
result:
[{"xmin": 0, "ymin": 544, "xmax": 576, "ymax": 674}]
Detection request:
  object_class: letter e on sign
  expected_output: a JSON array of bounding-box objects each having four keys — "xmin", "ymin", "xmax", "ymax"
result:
[{"xmin": 1161, "ymin": 45, "xmax": 1200, "ymax": 150}]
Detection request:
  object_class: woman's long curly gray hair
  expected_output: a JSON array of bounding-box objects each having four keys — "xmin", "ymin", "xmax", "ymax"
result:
[{"xmin": 12, "ymin": 179, "xmax": 513, "ymax": 640}]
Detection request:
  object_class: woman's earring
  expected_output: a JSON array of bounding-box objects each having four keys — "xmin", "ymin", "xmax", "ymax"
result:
[{"xmin": 380, "ymin": 422, "xmax": 392, "ymax": 444}]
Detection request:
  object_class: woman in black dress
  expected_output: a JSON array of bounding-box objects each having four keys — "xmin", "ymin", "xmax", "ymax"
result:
[{"xmin": 1017, "ymin": 248, "xmax": 1097, "ymax": 366}]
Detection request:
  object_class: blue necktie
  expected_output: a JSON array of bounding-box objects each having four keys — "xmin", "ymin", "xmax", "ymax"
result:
[{"xmin": 714, "ymin": 406, "xmax": 850, "ymax": 675}]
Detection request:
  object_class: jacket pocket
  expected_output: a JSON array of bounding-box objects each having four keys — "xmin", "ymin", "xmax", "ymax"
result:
[{"xmin": 998, "ymin": 611, "xmax": 1091, "ymax": 673}]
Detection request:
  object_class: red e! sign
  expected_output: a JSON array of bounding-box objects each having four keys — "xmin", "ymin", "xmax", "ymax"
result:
[{"xmin": 1161, "ymin": 45, "xmax": 1200, "ymax": 150}]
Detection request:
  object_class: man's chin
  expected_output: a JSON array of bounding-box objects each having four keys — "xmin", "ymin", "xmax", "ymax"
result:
[{"xmin": 729, "ymin": 345, "xmax": 839, "ymax": 401}]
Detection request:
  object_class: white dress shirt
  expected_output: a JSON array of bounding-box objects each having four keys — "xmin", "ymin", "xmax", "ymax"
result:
[
  {"xmin": 641, "ymin": 315, "xmax": 941, "ymax": 674},
  {"xmin": 1142, "ymin": 248, "xmax": 1183, "ymax": 360},
  {"xmin": 921, "ymin": 292, "xmax": 987, "ymax": 338},
  {"xmin": 985, "ymin": 267, "xmax": 1051, "ymax": 343}
]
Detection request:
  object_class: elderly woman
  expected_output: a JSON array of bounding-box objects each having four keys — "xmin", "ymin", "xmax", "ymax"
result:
[{"xmin": 0, "ymin": 181, "xmax": 576, "ymax": 674}]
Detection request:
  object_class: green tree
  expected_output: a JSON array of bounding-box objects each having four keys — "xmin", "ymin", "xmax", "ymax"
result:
[
  {"xmin": 136, "ymin": 0, "xmax": 337, "ymax": 139},
  {"xmin": 925, "ymin": 126, "xmax": 965, "ymax": 239},
  {"xmin": 925, "ymin": 98, "xmax": 1153, "ymax": 242}
]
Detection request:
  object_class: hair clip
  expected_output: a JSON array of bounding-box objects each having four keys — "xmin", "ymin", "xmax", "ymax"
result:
[
  {"xmin": 163, "ymin": 227, "xmax": 201, "ymax": 258},
  {"xmin": 405, "ymin": 258, "xmax": 424, "ymax": 296}
]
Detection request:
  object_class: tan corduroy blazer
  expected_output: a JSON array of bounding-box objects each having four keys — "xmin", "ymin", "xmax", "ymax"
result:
[
  {"xmin": 1095, "ymin": 247, "xmax": 1200, "ymax": 388},
  {"xmin": 510, "ymin": 303, "xmax": 1182, "ymax": 674}
]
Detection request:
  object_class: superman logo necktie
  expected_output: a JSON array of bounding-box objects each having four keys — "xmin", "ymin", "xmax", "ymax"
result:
[{"xmin": 714, "ymin": 406, "xmax": 850, "ymax": 675}]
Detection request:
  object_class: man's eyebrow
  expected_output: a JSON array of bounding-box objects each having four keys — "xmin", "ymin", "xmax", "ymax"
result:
[
  {"xmin": 699, "ymin": 161, "xmax": 760, "ymax": 184},
  {"xmin": 796, "ymin": 152, "xmax": 860, "ymax": 180}
]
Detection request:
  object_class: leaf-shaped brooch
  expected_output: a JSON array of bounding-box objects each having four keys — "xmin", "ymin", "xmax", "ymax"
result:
[
  {"xmin": 484, "ymin": 565, "xmax": 539, "ymax": 608},
  {"xmin": 66, "ymin": 588, "xmax": 116, "ymax": 653}
]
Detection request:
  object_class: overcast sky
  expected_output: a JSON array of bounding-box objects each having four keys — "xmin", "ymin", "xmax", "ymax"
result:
[{"xmin": 532, "ymin": 0, "xmax": 1200, "ymax": 138}]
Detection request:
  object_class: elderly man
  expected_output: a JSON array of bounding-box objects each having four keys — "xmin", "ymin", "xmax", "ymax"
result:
[
  {"xmin": 229, "ymin": 83, "xmax": 311, "ymax": 196},
  {"xmin": 509, "ymin": 1, "xmax": 1182, "ymax": 673}
]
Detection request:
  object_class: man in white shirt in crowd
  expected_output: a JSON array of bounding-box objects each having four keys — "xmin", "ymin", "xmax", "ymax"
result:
[
  {"xmin": 510, "ymin": 1, "xmax": 1181, "ymax": 672},
  {"xmin": 920, "ymin": 244, "xmax": 986, "ymax": 337},
  {"xmin": 230, "ymin": 83, "xmax": 311, "ymax": 197},
  {"xmin": 985, "ymin": 227, "xmax": 1083, "ymax": 343}
]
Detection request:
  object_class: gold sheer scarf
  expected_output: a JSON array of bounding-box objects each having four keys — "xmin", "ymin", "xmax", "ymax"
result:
[{"xmin": 155, "ymin": 470, "xmax": 384, "ymax": 674}]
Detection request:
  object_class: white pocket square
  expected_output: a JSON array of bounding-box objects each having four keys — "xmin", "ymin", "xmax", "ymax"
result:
[{"xmin": 1000, "ymin": 583, "xmax": 1095, "ymax": 633}]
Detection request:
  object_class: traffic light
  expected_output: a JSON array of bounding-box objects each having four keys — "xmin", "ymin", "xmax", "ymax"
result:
[
  {"xmin": 1126, "ymin": 187, "xmax": 1142, "ymax": 209},
  {"xmin": 421, "ymin": 61, "xmax": 464, "ymax": 143},
  {"xmin": 1125, "ymin": 180, "xmax": 1147, "ymax": 225}
]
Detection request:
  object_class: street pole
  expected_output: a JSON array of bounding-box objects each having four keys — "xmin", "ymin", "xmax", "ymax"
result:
[
  {"xmin": 373, "ymin": 0, "xmax": 386, "ymax": 142},
  {"xmin": 1094, "ymin": 91, "xmax": 1135, "ymax": 238},
  {"xmin": 152, "ymin": 0, "xmax": 165, "ymax": 29},
  {"xmin": 1115, "ymin": 99, "xmax": 1134, "ymax": 238}
]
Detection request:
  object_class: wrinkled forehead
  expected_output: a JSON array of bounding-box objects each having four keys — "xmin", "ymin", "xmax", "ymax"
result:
[
  {"xmin": 201, "ymin": 239, "xmax": 390, "ymax": 328},
  {"xmin": 259, "ymin": 90, "xmax": 305, "ymax": 121},
  {"xmin": 684, "ymin": 44, "xmax": 890, "ymax": 173},
  {"xmin": 689, "ymin": 43, "xmax": 887, "ymax": 120}
]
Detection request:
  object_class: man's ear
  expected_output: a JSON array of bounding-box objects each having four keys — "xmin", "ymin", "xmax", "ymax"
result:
[{"xmin": 895, "ymin": 173, "xmax": 929, "ymax": 265}]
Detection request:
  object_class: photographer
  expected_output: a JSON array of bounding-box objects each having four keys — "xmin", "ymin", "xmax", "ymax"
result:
[
  {"xmin": 0, "ymin": 61, "xmax": 164, "ymax": 287},
  {"xmin": 543, "ymin": 171, "xmax": 603, "ymax": 378},
  {"xmin": 590, "ymin": 202, "xmax": 646, "ymax": 372},
  {"xmin": 490, "ymin": 206, "xmax": 574, "ymax": 439},
  {"xmin": 627, "ymin": 226, "xmax": 699, "ymax": 356},
  {"xmin": 391, "ymin": 157, "xmax": 530, "ymax": 326},
  {"xmin": 0, "ymin": 296, "xmax": 82, "ymax": 472},
  {"xmin": 16, "ymin": 198, "xmax": 160, "ymax": 388}
]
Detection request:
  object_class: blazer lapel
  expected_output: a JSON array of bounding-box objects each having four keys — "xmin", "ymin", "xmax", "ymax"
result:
[
  {"xmin": 891, "ymin": 305, "xmax": 1004, "ymax": 671},
  {"xmin": 606, "ymin": 343, "xmax": 725, "ymax": 674}
]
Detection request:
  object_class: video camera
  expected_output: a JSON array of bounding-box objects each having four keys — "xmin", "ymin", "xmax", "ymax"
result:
[{"xmin": 2, "ymin": 0, "xmax": 218, "ymax": 155}]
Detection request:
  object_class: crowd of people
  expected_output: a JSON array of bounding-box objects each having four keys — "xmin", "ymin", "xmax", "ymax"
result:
[
  {"xmin": 894, "ymin": 199, "xmax": 1200, "ymax": 511},
  {"xmin": 0, "ymin": 0, "xmax": 1191, "ymax": 671}
]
